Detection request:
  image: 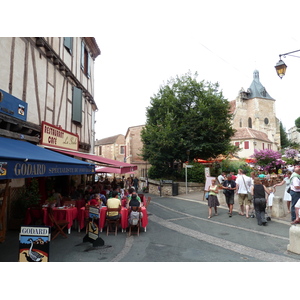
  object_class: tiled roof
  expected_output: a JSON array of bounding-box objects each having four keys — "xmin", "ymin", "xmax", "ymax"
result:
[
  {"xmin": 232, "ymin": 127, "xmax": 272, "ymax": 142},
  {"xmin": 95, "ymin": 134, "xmax": 124, "ymax": 145}
]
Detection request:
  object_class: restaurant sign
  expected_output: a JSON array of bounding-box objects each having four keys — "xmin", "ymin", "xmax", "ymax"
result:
[
  {"xmin": 0, "ymin": 160, "xmax": 94, "ymax": 179},
  {"xmin": 88, "ymin": 206, "xmax": 100, "ymax": 240},
  {"xmin": 19, "ymin": 226, "xmax": 51, "ymax": 262},
  {"xmin": 41, "ymin": 121, "xmax": 79, "ymax": 151},
  {"xmin": 0, "ymin": 89, "xmax": 27, "ymax": 121}
]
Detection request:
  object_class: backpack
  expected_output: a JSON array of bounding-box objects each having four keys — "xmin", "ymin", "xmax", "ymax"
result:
[{"xmin": 129, "ymin": 210, "xmax": 143, "ymax": 225}]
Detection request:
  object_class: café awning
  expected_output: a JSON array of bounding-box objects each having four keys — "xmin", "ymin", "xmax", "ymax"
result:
[
  {"xmin": 0, "ymin": 137, "xmax": 95, "ymax": 179},
  {"xmin": 95, "ymin": 166, "xmax": 136, "ymax": 174},
  {"xmin": 49, "ymin": 148, "xmax": 137, "ymax": 173}
]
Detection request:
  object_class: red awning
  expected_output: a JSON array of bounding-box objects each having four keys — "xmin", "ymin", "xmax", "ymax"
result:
[
  {"xmin": 49, "ymin": 148, "xmax": 137, "ymax": 172},
  {"xmin": 95, "ymin": 166, "xmax": 135, "ymax": 174}
]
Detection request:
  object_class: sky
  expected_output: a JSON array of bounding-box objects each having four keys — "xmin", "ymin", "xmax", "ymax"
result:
[
  {"xmin": 92, "ymin": 0, "xmax": 300, "ymax": 140},
  {"xmin": 4, "ymin": 0, "xmax": 300, "ymax": 141}
]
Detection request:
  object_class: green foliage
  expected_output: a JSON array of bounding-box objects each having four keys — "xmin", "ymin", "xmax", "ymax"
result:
[
  {"xmin": 279, "ymin": 121, "xmax": 289, "ymax": 148},
  {"xmin": 179, "ymin": 162, "xmax": 206, "ymax": 183},
  {"xmin": 295, "ymin": 117, "xmax": 300, "ymax": 133},
  {"xmin": 219, "ymin": 159, "xmax": 252, "ymax": 176},
  {"xmin": 12, "ymin": 179, "xmax": 41, "ymax": 219},
  {"xmin": 141, "ymin": 71, "xmax": 235, "ymax": 178}
]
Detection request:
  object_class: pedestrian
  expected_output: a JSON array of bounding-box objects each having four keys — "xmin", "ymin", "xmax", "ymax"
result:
[
  {"xmin": 217, "ymin": 172, "xmax": 226, "ymax": 185},
  {"xmin": 133, "ymin": 176, "xmax": 139, "ymax": 192},
  {"xmin": 251, "ymin": 178, "xmax": 269, "ymax": 226},
  {"xmin": 274, "ymin": 171, "xmax": 292, "ymax": 213},
  {"xmin": 266, "ymin": 186, "xmax": 276, "ymax": 215},
  {"xmin": 222, "ymin": 174, "xmax": 236, "ymax": 217},
  {"xmin": 235, "ymin": 169, "xmax": 252, "ymax": 218},
  {"xmin": 288, "ymin": 166, "xmax": 300, "ymax": 221},
  {"xmin": 207, "ymin": 179, "xmax": 220, "ymax": 219},
  {"xmin": 291, "ymin": 199, "xmax": 300, "ymax": 224}
]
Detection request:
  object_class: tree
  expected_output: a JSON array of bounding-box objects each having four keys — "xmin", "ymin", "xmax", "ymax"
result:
[
  {"xmin": 279, "ymin": 121, "xmax": 289, "ymax": 148},
  {"xmin": 295, "ymin": 117, "xmax": 300, "ymax": 133},
  {"xmin": 141, "ymin": 71, "xmax": 235, "ymax": 178}
]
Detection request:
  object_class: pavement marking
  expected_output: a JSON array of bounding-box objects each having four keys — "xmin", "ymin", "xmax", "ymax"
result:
[
  {"xmin": 110, "ymin": 235, "xmax": 134, "ymax": 262},
  {"xmin": 148, "ymin": 213, "xmax": 299, "ymax": 262},
  {"xmin": 153, "ymin": 202, "xmax": 289, "ymax": 241}
]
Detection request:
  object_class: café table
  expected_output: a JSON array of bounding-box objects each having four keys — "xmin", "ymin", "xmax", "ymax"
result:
[{"xmin": 25, "ymin": 206, "xmax": 78, "ymax": 234}]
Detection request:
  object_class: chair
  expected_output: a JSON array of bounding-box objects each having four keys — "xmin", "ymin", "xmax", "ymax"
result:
[
  {"xmin": 128, "ymin": 206, "xmax": 141, "ymax": 237},
  {"xmin": 47, "ymin": 207, "xmax": 69, "ymax": 240},
  {"xmin": 106, "ymin": 207, "xmax": 121, "ymax": 236}
]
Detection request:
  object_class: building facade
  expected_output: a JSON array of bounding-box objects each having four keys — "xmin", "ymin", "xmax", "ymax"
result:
[
  {"xmin": 0, "ymin": 37, "xmax": 100, "ymax": 240},
  {"xmin": 95, "ymin": 134, "xmax": 126, "ymax": 162}
]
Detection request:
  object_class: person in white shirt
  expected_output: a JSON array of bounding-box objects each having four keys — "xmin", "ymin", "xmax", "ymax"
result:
[
  {"xmin": 217, "ymin": 172, "xmax": 226, "ymax": 185},
  {"xmin": 235, "ymin": 169, "xmax": 252, "ymax": 218}
]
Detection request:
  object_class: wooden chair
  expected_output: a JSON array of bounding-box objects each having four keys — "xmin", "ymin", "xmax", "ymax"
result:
[
  {"xmin": 106, "ymin": 207, "xmax": 121, "ymax": 236},
  {"xmin": 47, "ymin": 207, "xmax": 69, "ymax": 240},
  {"xmin": 128, "ymin": 206, "xmax": 141, "ymax": 237}
]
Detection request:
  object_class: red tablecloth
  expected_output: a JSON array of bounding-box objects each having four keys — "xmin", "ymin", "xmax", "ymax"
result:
[
  {"xmin": 25, "ymin": 207, "xmax": 77, "ymax": 230},
  {"xmin": 78, "ymin": 206, "xmax": 148, "ymax": 232}
]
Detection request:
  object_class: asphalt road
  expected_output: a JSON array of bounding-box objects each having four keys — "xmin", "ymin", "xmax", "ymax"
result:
[{"xmin": 2, "ymin": 188, "xmax": 299, "ymax": 263}]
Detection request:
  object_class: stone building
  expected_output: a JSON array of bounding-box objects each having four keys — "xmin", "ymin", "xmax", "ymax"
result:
[
  {"xmin": 94, "ymin": 134, "xmax": 126, "ymax": 162},
  {"xmin": 125, "ymin": 125, "xmax": 149, "ymax": 179},
  {"xmin": 230, "ymin": 70, "xmax": 281, "ymax": 158},
  {"xmin": 288, "ymin": 126, "xmax": 300, "ymax": 144}
]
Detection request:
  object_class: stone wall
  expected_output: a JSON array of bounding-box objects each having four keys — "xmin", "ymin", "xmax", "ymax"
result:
[{"xmin": 145, "ymin": 179, "xmax": 204, "ymax": 196}]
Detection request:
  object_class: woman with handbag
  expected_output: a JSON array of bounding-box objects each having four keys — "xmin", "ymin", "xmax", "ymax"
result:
[
  {"xmin": 274, "ymin": 171, "xmax": 292, "ymax": 213},
  {"xmin": 251, "ymin": 178, "xmax": 270, "ymax": 226},
  {"xmin": 207, "ymin": 179, "xmax": 220, "ymax": 219}
]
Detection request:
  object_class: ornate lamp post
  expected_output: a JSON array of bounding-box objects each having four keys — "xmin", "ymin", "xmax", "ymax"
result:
[{"xmin": 275, "ymin": 50, "xmax": 300, "ymax": 79}]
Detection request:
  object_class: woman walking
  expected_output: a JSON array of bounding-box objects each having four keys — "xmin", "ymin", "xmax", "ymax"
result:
[
  {"xmin": 274, "ymin": 171, "xmax": 292, "ymax": 213},
  {"xmin": 251, "ymin": 178, "xmax": 270, "ymax": 226},
  {"xmin": 207, "ymin": 179, "xmax": 220, "ymax": 218}
]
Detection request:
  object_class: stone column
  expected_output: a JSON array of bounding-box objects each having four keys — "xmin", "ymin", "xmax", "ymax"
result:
[
  {"xmin": 287, "ymin": 225, "xmax": 300, "ymax": 254},
  {"xmin": 271, "ymin": 196, "xmax": 285, "ymax": 218}
]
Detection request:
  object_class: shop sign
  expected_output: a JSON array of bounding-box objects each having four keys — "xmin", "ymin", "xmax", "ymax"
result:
[
  {"xmin": 0, "ymin": 89, "xmax": 27, "ymax": 121},
  {"xmin": 19, "ymin": 226, "xmax": 51, "ymax": 262},
  {"xmin": 41, "ymin": 121, "xmax": 79, "ymax": 151}
]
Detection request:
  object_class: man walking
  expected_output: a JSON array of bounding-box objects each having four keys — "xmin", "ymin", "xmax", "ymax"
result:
[
  {"xmin": 289, "ymin": 166, "xmax": 300, "ymax": 222},
  {"xmin": 235, "ymin": 169, "xmax": 252, "ymax": 218}
]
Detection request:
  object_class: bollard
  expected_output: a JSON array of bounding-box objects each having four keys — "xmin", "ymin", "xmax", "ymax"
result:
[
  {"xmin": 287, "ymin": 225, "xmax": 300, "ymax": 254},
  {"xmin": 271, "ymin": 196, "xmax": 285, "ymax": 218}
]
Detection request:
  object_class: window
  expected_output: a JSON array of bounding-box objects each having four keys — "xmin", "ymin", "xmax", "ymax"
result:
[
  {"xmin": 81, "ymin": 41, "xmax": 91, "ymax": 78},
  {"xmin": 244, "ymin": 141, "xmax": 249, "ymax": 149},
  {"xmin": 120, "ymin": 146, "xmax": 125, "ymax": 155},
  {"xmin": 72, "ymin": 87, "xmax": 82, "ymax": 124},
  {"xmin": 235, "ymin": 142, "xmax": 240, "ymax": 148},
  {"xmin": 262, "ymin": 143, "xmax": 265, "ymax": 149},
  {"xmin": 64, "ymin": 37, "xmax": 73, "ymax": 54},
  {"xmin": 264, "ymin": 118, "xmax": 269, "ymax": 125},
  {"xmin": 239, "ymin": 119, "xmax": 242, "ymax": 127},
  {"xmin": 248, "ymin": 117, "xmax": 252, "ymax": 128}
]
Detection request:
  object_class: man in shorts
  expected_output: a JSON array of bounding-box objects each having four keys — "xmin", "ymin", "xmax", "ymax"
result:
[{"xmin": 235, "ymin": 169, "xmax": 252, "ymax": 218}]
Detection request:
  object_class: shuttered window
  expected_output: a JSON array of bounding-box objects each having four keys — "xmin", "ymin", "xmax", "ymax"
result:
[
  {"xmin": 72, "ymin": 87, "xmax": 82, "ymax": 124},
  {"xmin": 64, "ymin": 37, "xmax": 73, "ymax": 54},
  {"xmin": 244, "ymin": 141, "xmax": 249, "ymax": 149}
]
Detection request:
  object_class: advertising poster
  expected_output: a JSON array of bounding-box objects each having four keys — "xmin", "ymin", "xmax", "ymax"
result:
[
  {"xmin": 88, "ymin": 206, "xmax": 100, "ymax": 240},
  {"xmin": 19, "ymin": 226, "xmax": 51, "ymax": 262}
]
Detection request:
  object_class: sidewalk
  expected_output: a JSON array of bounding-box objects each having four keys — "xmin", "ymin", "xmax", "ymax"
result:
[{"xmin": 172, "ymin": 185, "xmax": 292, "ymax": 224}]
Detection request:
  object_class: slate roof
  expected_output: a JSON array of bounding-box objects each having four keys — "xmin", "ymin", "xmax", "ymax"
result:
[
  {"xmin": 232, "ymin": 127, "xmax": 272, "ymax": 142},
  {"xmin": 246, "ymin": 70, "xmax": 274, "ymax": 100}
]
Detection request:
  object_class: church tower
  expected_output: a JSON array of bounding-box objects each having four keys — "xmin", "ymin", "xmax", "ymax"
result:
[{"xmin": 230, "ymin": 70, "xmax": 280, "ymax": 158}]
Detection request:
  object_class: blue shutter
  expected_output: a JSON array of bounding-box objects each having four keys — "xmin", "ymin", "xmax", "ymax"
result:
[{"xmin": 64, "ymin": 37, "xmax": 73, "ymax": 54}]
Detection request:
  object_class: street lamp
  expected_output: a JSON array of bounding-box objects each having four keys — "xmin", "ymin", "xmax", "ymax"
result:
[{"xmin": 275, "ymin": 49, "xmax": 300, "ymax": 79}]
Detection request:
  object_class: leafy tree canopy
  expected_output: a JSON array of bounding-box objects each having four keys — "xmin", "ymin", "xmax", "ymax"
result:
[{"xmin": 141, "ymin": 71, "xmax": 235, "ymax": 177}]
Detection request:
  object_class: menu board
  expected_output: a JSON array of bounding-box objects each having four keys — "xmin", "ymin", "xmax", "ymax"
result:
[{"xmin": 88, "ymin": 206, "xmax": 100, "ymax": 240}]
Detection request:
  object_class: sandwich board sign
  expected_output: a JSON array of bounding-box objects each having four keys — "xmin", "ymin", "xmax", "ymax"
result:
[
  {"xmin": 88, "ymin": 206, "xmax": 100, "ymax": 240},
  {"xmin": 19, "ymin": 226, "xmax": 51, "ymax": 262}
]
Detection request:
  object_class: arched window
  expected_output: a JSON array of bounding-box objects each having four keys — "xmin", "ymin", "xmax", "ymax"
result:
[
  {"xmin": 239, "ymin": 119, "xmax": 242, "ymax": 127},
  {"xmin": 248, "ymin": 117, "xmax": 252, "ymax": 128}
]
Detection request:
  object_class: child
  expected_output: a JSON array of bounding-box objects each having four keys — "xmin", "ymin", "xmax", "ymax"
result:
[{"xmin": 267, "ymin": 186, "xmax": 276, "ymax": 214}]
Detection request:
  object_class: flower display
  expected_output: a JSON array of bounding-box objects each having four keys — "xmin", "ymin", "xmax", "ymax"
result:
[{"xmin": 250, "ymin": 149, "xmax": 285, "ymax": 172}]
